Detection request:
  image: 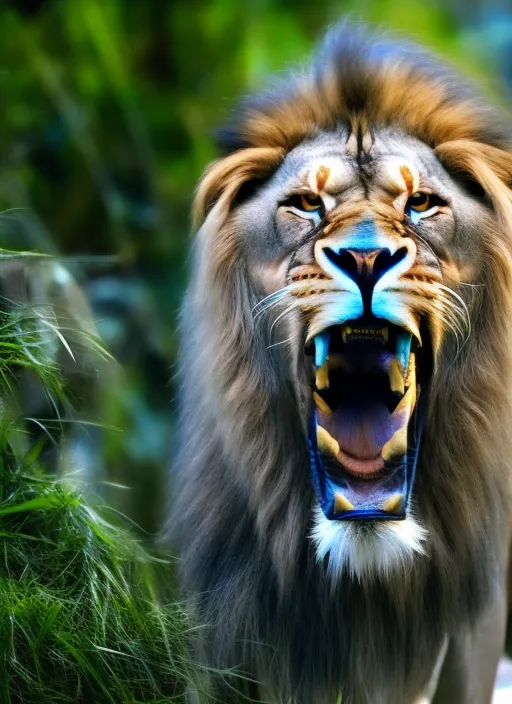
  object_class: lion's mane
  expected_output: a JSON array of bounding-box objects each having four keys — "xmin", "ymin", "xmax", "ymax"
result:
[{"xmin": 168, "ymin": 22, "xmax": 512, "ymax": 704}]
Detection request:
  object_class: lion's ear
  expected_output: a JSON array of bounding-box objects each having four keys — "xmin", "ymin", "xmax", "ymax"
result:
[
  {"xmin": 436, "ymin": 140, "xmax": 512, "ymax": 229},
  {"xmin": 192, "ymin": 147, "xmax": 285, "ymax": 230}
]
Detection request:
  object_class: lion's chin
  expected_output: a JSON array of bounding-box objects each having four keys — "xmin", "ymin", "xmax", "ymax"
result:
[
  {"xmin": 305, "ymin": 318, "xmax": 432, "ymax": 522},
  {"xmin": 311, "ymin": 507, "xmax": 428, "ymax": 582}
]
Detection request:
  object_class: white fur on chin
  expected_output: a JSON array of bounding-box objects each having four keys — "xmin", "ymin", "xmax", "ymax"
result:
[{"xmin": 311, "ymin": 507, "xmax": 428, "ymax": 582}]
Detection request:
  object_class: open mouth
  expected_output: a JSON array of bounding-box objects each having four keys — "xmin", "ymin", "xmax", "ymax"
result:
[{"xmin": 306, "ymin": 318, "xmax": 431, "ymax": 521}]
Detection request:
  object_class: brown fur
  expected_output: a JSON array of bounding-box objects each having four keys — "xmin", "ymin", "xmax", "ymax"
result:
[{"xmin": 168, "ymin": 22, "xmax": 512, "ymax": 703}]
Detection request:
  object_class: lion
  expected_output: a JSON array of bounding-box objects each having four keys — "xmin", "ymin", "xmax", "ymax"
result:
[{"xmin": 167, "ymin": 21, "xmax": 512, "ymax": 704}]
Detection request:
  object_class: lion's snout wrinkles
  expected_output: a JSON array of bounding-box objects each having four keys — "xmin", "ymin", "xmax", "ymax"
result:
[{"xmin": 170, "ymin": 18, "xmax": 512, "ymax": 704}]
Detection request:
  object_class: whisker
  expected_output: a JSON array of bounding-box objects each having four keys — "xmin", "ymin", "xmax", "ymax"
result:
[
  {"xmin": 253, "ymin": 281, "xmax": 341, "ymax": 327},
  {"xmin": 253, "ymin": 292, "xmax": 293, "ymax": 327},
  {"xmin": 252, "ymin": 287, "xmax": 289, "ymax": 315},
  {"xmin": 268, "ymin": 301, "xmax": 301, "ymax": 340},
  {"xmin": 266, "ymin": 335, "xmax": 296, "ymax": 351},
  {"xmin": 432, "ymin": 292, "xmax": 471, "ymax": 358},
  {"xmin": 437, "ymin": 284, "xmax": 472, "ymax": 342},
  {"xmin": 412, "ymin": 232, "xmax": 439, "ymax": 262}
]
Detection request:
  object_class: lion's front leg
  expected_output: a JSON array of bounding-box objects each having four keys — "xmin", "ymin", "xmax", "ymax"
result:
[{"xmin": 432, "ymin": 590, "xmax": 507, "ymax": 704}]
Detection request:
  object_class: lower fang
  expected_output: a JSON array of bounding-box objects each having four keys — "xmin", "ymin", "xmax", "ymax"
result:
[
  {"xmin": 405, "ymin": 352, "xmax": 416, "ymax": 388},
  {"xmin": 381, "ymin": 424, "xmax": 408, "ymax": 461},
  {"xmin": 382, "ymin": 493, "xmax": 403, "ymax": 514},
  {"xmin": 314, "ymin": 392, "xmax": 332, "ymax": 416},
  {"xmin": 316, "ymin": 426, "xmax": 339, "ymax": 458},
  {"xmin": 316, "ymin": 362, "xmax": 329, "ymax": 390},
  {"xmin": 335, "ymin": 492, "xmax": 355, "ymax": 512},
  {"xmin": 389, "ymin": 357, "xmax": 405, "ymax": 395}
]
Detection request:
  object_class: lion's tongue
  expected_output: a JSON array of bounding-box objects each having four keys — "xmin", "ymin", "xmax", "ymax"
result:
[
  {"xmin": 318, "ymin": 400, "xmax": 407, "ymax": 467},
  {"xmin": 332, "ymin": 401, "xmax": 390, "ymax": 458}
]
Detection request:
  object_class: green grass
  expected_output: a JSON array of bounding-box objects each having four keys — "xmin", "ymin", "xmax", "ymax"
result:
[
  {"xmin": 0, "ymin": 263, "xmax": 193, "ymax": 703},
  {"xmin": 0, "ymin": 475, "xmax": 192, "ymax": 703}
]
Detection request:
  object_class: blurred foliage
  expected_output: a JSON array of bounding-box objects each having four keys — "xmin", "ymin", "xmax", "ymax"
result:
[
  {"xmin": 0, "ymin": 0, "xmax": 507, "ymax": 534},
  {"xmin": 0, "ymin": 270, "xmax": 193, "ymax": 703}
]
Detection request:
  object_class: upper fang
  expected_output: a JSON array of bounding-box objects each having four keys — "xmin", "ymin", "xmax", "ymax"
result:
[{"xmin": 314, "ymin": 331, "xmax": 330, "ymax": 368}]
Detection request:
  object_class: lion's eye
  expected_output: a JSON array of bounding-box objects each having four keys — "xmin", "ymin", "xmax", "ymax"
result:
[
  {"xmin": 298, "ymin": 194, "xmax": 323, "ymax": 212},
  {"xmin": 283, "ymin": 193, "xmax": 325, "ymax": 223},
  {"xmin": 405, "ymin": 192, "xmax": 445, "ymax": 225},
  {"xmin": 407, "ymin": 192, "xmax": 431, "ymax": 213}
]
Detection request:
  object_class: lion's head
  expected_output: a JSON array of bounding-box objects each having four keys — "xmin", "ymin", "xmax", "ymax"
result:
[{"xmin": 172, "ymin": 23, "xmax": 512, "ymax": 596}]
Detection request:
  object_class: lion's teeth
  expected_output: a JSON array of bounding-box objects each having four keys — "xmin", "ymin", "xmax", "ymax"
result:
[
  {"xmin": 316, "ymin": 425, "xmax": 339, "ymax": 457},
  {"xmin": 389, "ymin": 357, "xmax": 405, "ymax": 395},
  {"xmin": 395, "ymin": 361, "xmax": 417, "ymax": 419},
  {"xmin": 396, "ymin": 331, "xmax": 412, "ymax": 377},
  {"xmin": 314, "ymin": 331, "xmax": 330, "ymax": 368},
  {"xmin": 405, "ymin": 352, "xmax": 416, "ymax": 389},
  {"xmin": 334, "ymin": 492, "xmax": 355, "ymax": 512},
  {"xmin": 381, "ymin": 424, "xmax": 408, "ymax": 461},
  {"xmin": 382, "ymin": 364, "xmax": 417, "ymax": 461},
  {"xmin": 316, "ymin": 361, "xmax": 329, "ymax": 390},
  {"xmin": 314, "ymin": 392, "xmax": 332, "ymax": 416},
  {"xmin": 342, "ymin": 325, "xmax": 388, "ymax": 342},
  {"xmin": 381, "ymin": 493, "xmax": 403, "ymax": 514}
]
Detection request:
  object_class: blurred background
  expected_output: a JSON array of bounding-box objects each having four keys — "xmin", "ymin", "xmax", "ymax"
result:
[{"xmin": 0, "ymin": 0, "xmax": 510, "ymax": 536}]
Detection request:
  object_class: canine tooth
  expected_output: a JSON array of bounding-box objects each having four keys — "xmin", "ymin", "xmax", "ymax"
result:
[
  {"xmin": 382, "ymin": 493, "xmax": 403, "ymax": 514},
  {"xmin": 314, "ymin": 392, "xmax": 332, "ymax": 416},
  {"xmin": 316, "ymin": 426, "xmax": 340, "ymax": 458},
  {"xmin": 405, "ymin": 352, "xmax": 416, "ymax": 388},
  {"xmin": 341, "ymin": 326, "xmax": 351, "ymax": 343},
  {"xmin": 381, "ymin": 425, "xmax": 408, "ymax": 461},
  {"xmin": 382, "ymin": 355, "xmax": 417, "ymax": 461},
  {"xmin": 382, "ymin": 327, "xmax": 389, "ymax": 342},
  {"xmin": 389, "ymin": 357, "xmax": 405, "ymax": 395},
  {"xmin": 314, "ymin": 332, "xmax": 330, "ymax": 368},
  {"xmin": 396, "ymin": 331, "xmax": 413, "ymax": 376},
  {"xmin": 334, "ymin": 492, "xmax": 355, "ymax": 512},
  {"xmin": 382, "ymin": 371, "xmax": 417, "ymax": 462},
  {"xmin": 393, "ymin": 369, "xmax": 417, "ymax": 420},
  {"xmin": 316, "ymin": 362, "xmax": 329, "ymax": 390}
]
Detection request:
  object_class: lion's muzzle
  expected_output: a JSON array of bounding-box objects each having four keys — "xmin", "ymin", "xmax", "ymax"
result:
[{"xmin": 297, "ymin": 219, "xmax": 433, "ymax": 522}]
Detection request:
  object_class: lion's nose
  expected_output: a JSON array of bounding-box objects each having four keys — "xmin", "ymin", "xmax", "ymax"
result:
[{"xmin": 322, "ymin": 246, "xmax": 408, "ymax": 289}]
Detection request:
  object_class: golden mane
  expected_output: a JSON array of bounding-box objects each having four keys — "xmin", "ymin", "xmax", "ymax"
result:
[{"xmin": 194, "ymin": 25, "xmax": 512, "ymax": 229}]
